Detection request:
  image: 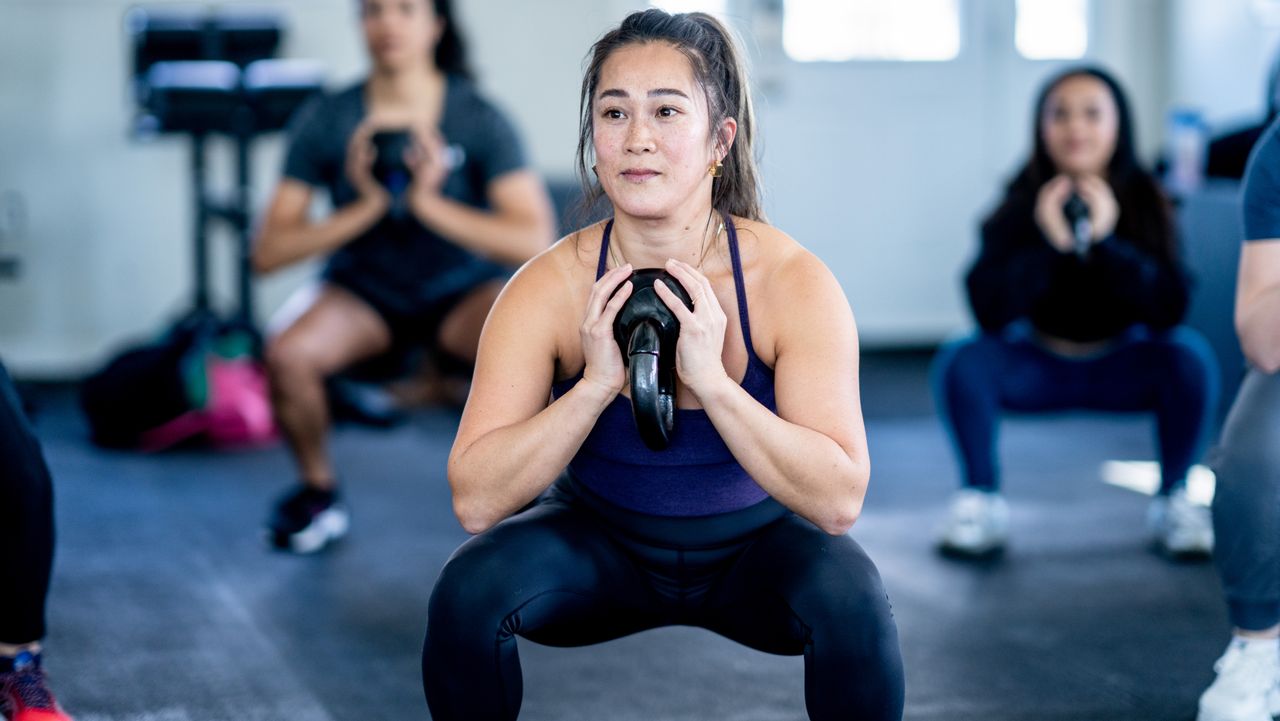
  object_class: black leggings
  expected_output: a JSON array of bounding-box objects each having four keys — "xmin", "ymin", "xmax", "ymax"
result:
[
  {"xmin": 0, "ymin": 360, "xmax": 55, "ymax": 645},
  {"xmin": 422, "ymin": 478, "xmax": 904, "ymax": 720}
]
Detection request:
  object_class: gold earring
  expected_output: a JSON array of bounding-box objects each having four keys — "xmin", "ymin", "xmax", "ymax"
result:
[{"xmin": 708, "ymin": 160, "xmax": 724, "ymax": 178}]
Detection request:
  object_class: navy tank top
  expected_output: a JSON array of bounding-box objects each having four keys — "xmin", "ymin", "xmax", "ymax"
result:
[{"xmin": 550, "ymin": 215, "xmax": 777, "ymax": 517}]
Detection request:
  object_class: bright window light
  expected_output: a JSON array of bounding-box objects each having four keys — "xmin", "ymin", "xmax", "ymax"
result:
[
  {"xmin": 1016, "ymin": 0, "xmax": 1089, "ymax": 60},
  {"xmin": 782, "ymin": 0, "xmax": 961, "ymax": 63},
  {"xmin": 650, "ymin": 0, "xmax": 728, "ymax": 16},
  {"xmin": 1254, "ymin": 0, "xmax": 1280, "ymax": 27},
  {"xmin": 1101, "ymin": 460, "xmax": 1216, "ymax": 506}
]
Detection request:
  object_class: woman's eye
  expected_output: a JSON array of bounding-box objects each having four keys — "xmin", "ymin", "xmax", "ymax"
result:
[
  {"xmin": 658, "ymin": 106, "xmax": 678, "ymax": 118},
  {"xmin": 602, "ymin": 109, "xmax": 625, "ymax": 120}
]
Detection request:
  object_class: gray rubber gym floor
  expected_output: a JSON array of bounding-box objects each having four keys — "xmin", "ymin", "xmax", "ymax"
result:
[{"xmin": 24, "ymin": 350, "xmax": 1230, "ymax": 720}]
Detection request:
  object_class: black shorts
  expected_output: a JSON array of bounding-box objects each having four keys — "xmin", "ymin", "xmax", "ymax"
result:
[{"xmin": 326, "ymin": 265, "xmax": 507, "ymax": 357}]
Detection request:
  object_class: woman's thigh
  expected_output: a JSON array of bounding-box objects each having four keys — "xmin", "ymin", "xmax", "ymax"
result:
[
  {"xmin": 701, "ymin": 515, "xmax": 896, "ymax": 655},
  {"xmin": 434, "ymin": 279, "xmax": 504, "ymax": 362},
  {"xmin": 266, "ymin": 283, "xmax": 394, "ymax": 376},
  {"xmin": 429, "ymin": 498, "xmax": 667, "ymax": 647}
]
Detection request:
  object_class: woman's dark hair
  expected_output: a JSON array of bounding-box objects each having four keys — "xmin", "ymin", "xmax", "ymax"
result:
[
  {"xmin": 1004, "ymin": 65, "xmax": 1176, "ymax": 261},
  {"xmin": 575, "ymin": 9, "xmax": 763, "ymax": 222},
  {"xmin": 360, "ymin": 0, "xmax": 472, "ymax": 78},
  {"xmin": 430, "ymin": 0, "xmax": 470, "ymax": 78}
]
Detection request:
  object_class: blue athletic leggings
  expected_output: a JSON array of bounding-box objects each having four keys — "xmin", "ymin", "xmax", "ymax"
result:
[
  {"xmin": 422, "ymin": 477, "xmax": 905, "ymax": 721},
  {"xmin": 932, "ymin": 323, "xmax": 1219, "ymax": 493}
]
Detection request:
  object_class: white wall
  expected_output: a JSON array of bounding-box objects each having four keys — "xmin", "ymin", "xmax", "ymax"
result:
[
  {"xmin": 1169, "ymin": 0, "xmax": 1280, "ymax": 129},
  {"xmin": 747, "ymin": 0, "xmax": 1170, "ymax": 344},
  {"xmin": 0, "ymin": 0, "xmax": 1247, "ymax": 376}
]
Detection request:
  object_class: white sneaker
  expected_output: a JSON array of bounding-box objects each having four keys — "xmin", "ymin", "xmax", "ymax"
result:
[
  {"xmin": 1148, "ymin": 489, "xmax": 1214, "ymax": 556},
  {"xmin": 937, "ymin": 489, "xmax": 1009, "ymax": 556},
  {"xmin": 1198, "ymin": 638, "xmax": 1280, "ymax": 721}
]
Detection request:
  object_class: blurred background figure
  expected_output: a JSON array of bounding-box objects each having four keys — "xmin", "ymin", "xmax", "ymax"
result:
[
  {"xmin": 932, "ymin": 66, "xmax": 1219, "ymax": 558},
  {"xmin": 252, "ymin": 0, "xmax": 555, "ymax": 553},
  {"xmin": 1196, "ymin": 116, "xmax": 1280, "ymax": 721},
  {"xmin": 0, "ymin": 361, "xmax": 73, "ymax": 721}
]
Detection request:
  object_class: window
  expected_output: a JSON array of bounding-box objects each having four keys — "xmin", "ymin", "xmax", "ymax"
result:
[
  {"xmin": 781, "ymin": 0, "xmax": 961, "ymax": 63},
  {"xmin": 1253, "ymin": 0, "xmax": 1280, "ymax": 27},
  {"xmin": 1015, "ymin": 0, "xmax": 1089, "ymax": 60},
  {"xmin": 649, "ymin": 0, "xmax": 729, "ymax": 16}
]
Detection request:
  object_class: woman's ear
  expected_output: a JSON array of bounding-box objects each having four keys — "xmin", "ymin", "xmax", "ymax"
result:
[{"xmin": 715, "ymin": 116, "xmax": 738, "ymax": 161}]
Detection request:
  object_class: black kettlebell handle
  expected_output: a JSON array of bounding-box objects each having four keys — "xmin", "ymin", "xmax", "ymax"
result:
[
  {"xmin": 610, "ymin": 269, "xmax": 694, "ymax": 450},
  {"xmin": 370, "ymin": 129, "xmax": 413, "ymax": 220}
]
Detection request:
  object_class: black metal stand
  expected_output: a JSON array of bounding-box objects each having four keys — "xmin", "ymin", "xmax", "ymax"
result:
[{"xmin": 129, "ymin": 7, "xmax": 322, "ymax": 350}]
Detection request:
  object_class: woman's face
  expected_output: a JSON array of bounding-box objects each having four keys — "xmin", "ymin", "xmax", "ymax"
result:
[
  {"xmin": 592, "ymin": 42, "xmax": 732, "ymax": 220},
  {"xmin": 361, "ymin": 0, "xmax": 442, "ymax": 72},
  {"xmin": 1040, "ymin": 74, "xmax": 1120, "ymax": 178}
]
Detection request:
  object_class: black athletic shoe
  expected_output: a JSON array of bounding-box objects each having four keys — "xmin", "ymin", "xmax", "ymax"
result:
[{"xmin": 265, "ymin": 485, "xmax": 349, "ymax": 553}]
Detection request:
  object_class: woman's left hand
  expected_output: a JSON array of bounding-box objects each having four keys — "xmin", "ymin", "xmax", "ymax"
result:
[
  {"xmin": 654, "ymin": 258, "xmax": 729, "ymax": 398},
  {"xmin": 406, "ymin": 123, "xmax": 450, "ymax": 202},
  {"xmin": 1075, "ymin": 175, "xmax": 1119, "ymax": 241}
]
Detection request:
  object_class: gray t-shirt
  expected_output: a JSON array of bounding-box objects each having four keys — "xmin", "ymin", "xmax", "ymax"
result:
[
  {"xmin": 1244, "ymin": 115, "xmax": 1280, "ymax": 241},
  {"xmin": 282, "ymin": 75, "xmax": 527, "ymax": 316}
]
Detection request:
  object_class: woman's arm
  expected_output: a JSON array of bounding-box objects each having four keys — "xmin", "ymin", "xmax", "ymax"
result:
[
  {"xmin": 966, "ymin": 202, "xmax": 1065, "ymax": 333},
  {"xmin": 1237, "ymin": 240, "xmax": 1280, "ymax": 373},
  {"xmin": 251, "ymin": 179, "xmax": 388, "ymax": 274},
  {"xmin": 253, "ymin": 119, "xmax": 391, "ymax": 274},
  {"xmin": 448, "ymin": 253, "xmax": 634, "ymax": 534},
  {"xmin": 655, "ymin": 252, "xmax": 869, "ymax": 536},
  {"xmin": 1089, "ymin": 236, "xmax": 1191, "ymax": 328},
  {"xmin": 410, "ymin": 169, "xmax": 557, "ymax": 266}
]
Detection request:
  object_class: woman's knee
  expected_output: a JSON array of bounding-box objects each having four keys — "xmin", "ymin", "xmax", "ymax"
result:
[
  {"xmin": 1154, "ymin": 327, "xmax": 1219, "ymax": 391},
  {"xmin": 265, "ymin": 327, "xmax": 340, "ymax": 384},
  {"xmin": 782, "ymin": 533, "xmax": 897, "ymax": 641},
  {"xmin": 436, "ymin": 281, "xmax": 503, "ymax": 362},
  {"xmin": 428, "ymin": 517, "xmax": 573, "ymax": 631},
  {"xmin": 932, "ymin": 334, "xmax": 1003, "ymax": 404},
  {"xmin": 429, "ymin": 538, "xmax": 515, "ymax": 628}
]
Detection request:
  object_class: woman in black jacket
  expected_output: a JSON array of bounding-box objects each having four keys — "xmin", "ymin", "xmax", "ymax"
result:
[{"xmin": 933, "ymin": 66, "xmax": 1218, "ymax": 558}]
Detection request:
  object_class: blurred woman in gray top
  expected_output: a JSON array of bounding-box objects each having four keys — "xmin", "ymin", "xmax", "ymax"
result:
[{"xmin": 251, "ymin": 0, "xmax": 555, "ymax": 553}]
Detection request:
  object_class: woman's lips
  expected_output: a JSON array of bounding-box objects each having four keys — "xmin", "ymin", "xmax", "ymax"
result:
[{"xmin": 621, "ymin": 169, "xmax": 660, "ymax": 181}]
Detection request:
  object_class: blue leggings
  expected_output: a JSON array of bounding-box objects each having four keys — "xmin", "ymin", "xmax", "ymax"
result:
[
  {"xmin": 422, "ymin": 477, "xmax": 904, "ymax": 721},
  {"xmin": 932, "ymin": 323, "xmax": 1219, "ymax": 493}
]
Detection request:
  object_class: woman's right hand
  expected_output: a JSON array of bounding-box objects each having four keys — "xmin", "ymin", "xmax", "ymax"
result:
[
  {"xmin": 1034, "ymin": 174, "xmax": 1076, "ymax": 254},
  {"xmin": 345, "ymin": 119, "xmax": 390, "ymax": 207},
  {"xmin": 579, "ymin": 263, "xmax": 634, "ymax": 394}
]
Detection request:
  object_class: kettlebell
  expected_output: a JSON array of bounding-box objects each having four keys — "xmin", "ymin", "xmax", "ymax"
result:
[
  {"xmin": 610, "ymin": 269, "xmax": 694, "ymax": 450},
  {"xmin": 370, "ymin": 129, "xmax": 413, "ymax": 219}
]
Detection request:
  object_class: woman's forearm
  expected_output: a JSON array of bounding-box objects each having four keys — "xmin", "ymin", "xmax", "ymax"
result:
[
  {"xmin": 410, "ymin": 193, "xmax": 552, "ymax": 266},
  {"xmin": 1239, "ymin": 285, "xmax": 1280, "ymax": 373},
  {"xmin": 448, "ymin": 378, "xmax": 616, "ymax": 534},
  {"xmin": 252, "ymin": 196, "xmax": 388, "ymax": 274},
  {"xmin": 696, "ymin": 376, "xmax": 867, "ymax": 535}
]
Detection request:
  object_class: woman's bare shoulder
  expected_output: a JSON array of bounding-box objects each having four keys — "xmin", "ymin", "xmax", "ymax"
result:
[
  {"xmin": 729, "ymin": 216, "xmax": 829, "ymax": 286},
  {"xmin": 495, "ymin": 222, "xmax": 608, "ymax": 316}
]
